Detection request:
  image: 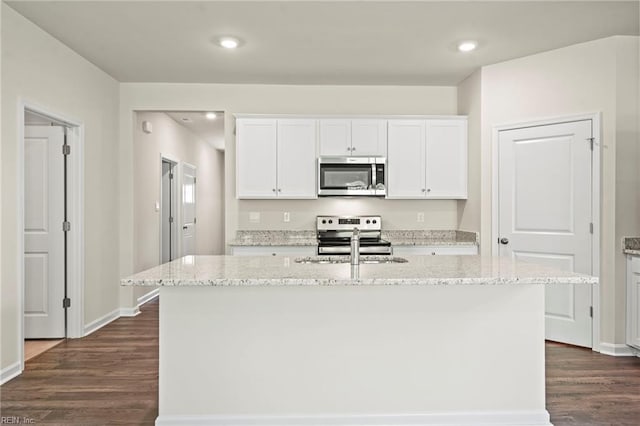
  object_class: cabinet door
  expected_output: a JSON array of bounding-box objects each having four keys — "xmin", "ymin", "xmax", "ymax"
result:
[
  {"xmin": 236, "ymin": 119, "xmax": 277, "ymax": 198},
  {"xmin": 425, "ymin": 119, "xmax": 468, "ymax": 199},
  {"xmin": 277, "ymin": 119, "xmax": 318, "ymax": 199},
  {"xmin": 393, "ymin": 245, "xmax": 478, "ymax": 256},
  {"xmin": 351, "ymin": 119, "xmax": 387, "ymax": 156},
  {"xmin": 319, "ymin": 119, "xmax": 351, "ymax": 156},
  {"xmin": 386, "ymin": 120, "xmax": 426, "ymax": 198},
  {"xmin": 628, "ymin": 257, "xmax": 640, "ymax": 349}
]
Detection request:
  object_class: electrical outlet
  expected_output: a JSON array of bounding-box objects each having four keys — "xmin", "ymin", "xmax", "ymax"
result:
[
  {"xmin": 417, "ymin": 212, "xmax": 425, "ymax": 223},
  {"xmin": 283, "ymin": 212, "xmax": 290, "ymax": 223},
  {"xmin": 249, "ymin": 212, "xmax": 260, "ymax": 223}
]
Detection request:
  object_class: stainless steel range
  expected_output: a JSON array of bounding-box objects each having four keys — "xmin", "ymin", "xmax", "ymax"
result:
[{"xmin": 316, "ymin": 215, "xmax": 391, "ymax": 255}]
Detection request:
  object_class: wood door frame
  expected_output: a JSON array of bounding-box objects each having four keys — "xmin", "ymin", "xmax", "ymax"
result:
[
  {"xmin": 491, "ymin": 112, "xmax": 601, "ymax": 352},
  {"xmin": 159, "ymin": 154, "xmax": 180, "ymax": 263},
  {"xmin": 17, "ymin": 100, "xmax": 85, "ymax": 372}
]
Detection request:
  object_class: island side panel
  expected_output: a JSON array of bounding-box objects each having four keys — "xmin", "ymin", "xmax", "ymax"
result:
[{"xmin": 159, "ymin": 284, "xmax": 546, "ymax": 420}]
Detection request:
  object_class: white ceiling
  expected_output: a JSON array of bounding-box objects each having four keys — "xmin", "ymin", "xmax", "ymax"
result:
[
  {"xmin": 6, "ymin": 1, "xmax": 639, "ymax": 86},
  {"xmin": 165, "ymin": 111, "xmax": 225, "ymax": 150}
]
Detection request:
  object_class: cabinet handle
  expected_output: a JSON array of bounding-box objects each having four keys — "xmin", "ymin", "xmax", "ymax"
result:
[
  {"xmin": 352, "ymin": 146, "xmax": 356, "ymax": 151},
  {"xmin": 427, "ymin": 188, "xmax": 431, "ymax": 193},
  {"xmin": 421, "ymin": 188, "xmax": 426, "ymax": 192},
  {"xmin": 272, "ymin": 188, "xmax": 276, "ymax": 192},
  {"xmin": 278, "ymin": 188, "xmax": 282, "ymax": 192},
  {"xmin": 347, "ymin": 147, "xmax": 351, "ymax": 151}
]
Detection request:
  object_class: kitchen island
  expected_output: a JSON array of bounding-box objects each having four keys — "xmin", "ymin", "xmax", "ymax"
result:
[{"xmin": 122, "ymin": 255, "xmax": 596, "ymax": 426}]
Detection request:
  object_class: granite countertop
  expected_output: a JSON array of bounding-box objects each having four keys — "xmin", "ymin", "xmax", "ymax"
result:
[
  {"xmin": 121, "ymin": 255, "xmax": 597, "ymax": 287},
  {"xmin": 623, "ymin": 237, "xmax": 640, "ymax": 256},
  {"xmin": 228, "ymin": 230, "xmax": 479, "ymax": 247},
  {"xmin": 382, "ymin": 230, "xmax": 478, "ymax": 246},
  {"xmin": 229, "ymin": 230, "xmax": 317, "ymax": 246}
]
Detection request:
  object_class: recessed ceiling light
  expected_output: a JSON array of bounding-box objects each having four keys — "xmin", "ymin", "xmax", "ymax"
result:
[
  {"xmin": 219, "ymin": 36, "xmax": 240, "ymax": 49},
  {"xmin": 205, "ymin": 112, "xmax": 217, "ymax": 120},
  {"xmin": 458, "ymin": 41, "xmax": 478, "ymax": 52}
]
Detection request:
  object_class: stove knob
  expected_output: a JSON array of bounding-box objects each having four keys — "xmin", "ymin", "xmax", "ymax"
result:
[
  {"xmin": 328, "ymin": 220, "xmax": 333, "ymax": 224},
  {"xmin": 321, "ymin": 219, "xmax": 327, "ymax": 224},
  {"xmin": 366, "ymin": 219, "xmax": 371, "ymax": 224},
  {"xmin": 372, "ymin": 219, "xmax": 377, "ymax": 224}
]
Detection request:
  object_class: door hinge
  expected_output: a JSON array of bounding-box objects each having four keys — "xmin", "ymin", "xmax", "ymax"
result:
[
  {"xmin": 587, "ymin": 137, "xmax": 595, "ymax": 151},
  {"xmin": 589, "ymin": 223, "xmax": 594, "ymax": 234},
  {"xmin": 62, "ymin": 221, "xmax": 71, "ymax": 232},
  {"xmin": 62, "ymin": 145, "xmax": 71, "ymax": 156},
  {"xmin": 193, "ymin": 177, "xmax": 197, "ymax": 185},
  {"xmin": 589, "ymin": 306, "xmax": 593, "ymax": 318},
  {"xmin": 169, "ymin": 216, "xmax": 174, "ymax": 223},
  {"xmin": 193, "ymin": 217, "xmax": 197, "ymax": 224},
  {"xmin": 63, "ymin": 298, "xmax": 71, "ymax": 308},
  {"xmin": 169, "ymin": 173, "xmax": 174, "ymax": 180}
]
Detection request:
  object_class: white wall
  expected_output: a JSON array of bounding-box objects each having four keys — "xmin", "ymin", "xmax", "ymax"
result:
[
  {"xmin": 479, "ymin": 36, "xmax": 640, "ymax": 346},
  {"xmin": 456, "ymin": 69, "xmax": 482, "ymax": 240},
  {"xmin": 118, "ymin": 84, "xmax": 459, "ymax": 265},
  {"xmin": 1, "ymin": 4, "xmax": 120, "ymax": 372}
]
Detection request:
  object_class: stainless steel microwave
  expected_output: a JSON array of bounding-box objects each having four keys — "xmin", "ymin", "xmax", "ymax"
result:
[{"xmin": 318, "ymin": 157, "xmax": 386, "ymax": 197}]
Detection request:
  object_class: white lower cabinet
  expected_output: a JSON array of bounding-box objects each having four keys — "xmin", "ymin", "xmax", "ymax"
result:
[
  {"xmin": 627, "ymin": 256, "xmax": 640, "ymax": 350},
  {"xmin": 393, "ymin": 245, "xmax": 478, "ymax": 256},
  {"xmin": 231, "ymin": 246, "xmax": 316, "ymax": 257}
]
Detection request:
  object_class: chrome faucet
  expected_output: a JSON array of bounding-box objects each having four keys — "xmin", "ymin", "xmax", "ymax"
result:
[{"xmin": 351, "ymin": 227, "xmax": 360, "ymax": 266}]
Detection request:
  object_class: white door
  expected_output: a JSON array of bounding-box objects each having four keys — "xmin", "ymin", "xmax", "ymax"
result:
[
  {"xmin": 386, "ymin": 120, "xmax": 426, "ymax": 198},
  {"xmin": 24, "ymin": 125, "xmax": 66, "ymax": 338},
  {"xmin": 425, "ymin": 119, "xmax": 467, "ymax": 198},
  {"xmin": 182, "ymin": 163, "xmax": 196, "ymax": 256},
  {"xmin": 351, "ymin": 119, "xmax": 387, "ymax": 156},
  {"xmin": 498, "ymin": 120, "xmax": 593, "ymax": 347},
  {"xmin": 319, "ymin": 119, "xmax": 351, "ymax": 156},
  {"xmin": 276, "ymin": 119, "xmax": 317, "ymax": 198}
]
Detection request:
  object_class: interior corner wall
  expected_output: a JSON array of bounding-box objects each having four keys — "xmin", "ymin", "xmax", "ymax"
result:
[
  {"xmin": 118, "ymin": 83, "xmax": 459, "ymax": 262},
  {"xmin": 456, "ymin": 69, "xmax": 482, "ymax": 242},
  {"xmin": 480, "ymin": 36, "xmax": 639, "ymax": 346},
  {"xmin": 1, "ymin": 4, "xmax": 120, "ymax": 372},
  {"xmin": 132, "ymin": 112, "xmax": 224, "ymax": 301},
  {"xmin": 614, "ymin": 36, "xmax": 640, "ymax": 341}
]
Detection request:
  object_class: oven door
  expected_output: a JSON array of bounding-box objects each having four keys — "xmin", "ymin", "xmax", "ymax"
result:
[{"xmin": 318, "ymin": 157, "xmax": 385, "ymax": 196}]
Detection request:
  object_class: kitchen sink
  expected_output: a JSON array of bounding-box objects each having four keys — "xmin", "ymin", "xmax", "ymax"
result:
[{"xmin": 294, "ymin": 255, "xmax": 408, "ymax": 264}]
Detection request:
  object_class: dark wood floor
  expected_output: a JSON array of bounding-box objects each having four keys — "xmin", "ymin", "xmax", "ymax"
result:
[{"xmin": 2, "ymin": 297, "xmax": 639, "ymax": 425}]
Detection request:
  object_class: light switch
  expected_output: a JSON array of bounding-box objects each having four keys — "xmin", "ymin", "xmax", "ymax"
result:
[
  {"xmin": 417, "ymin": 212, "xmax": 425, "ymax": 223},
  {"xmin": 249, "ymin": 212, "xmax": 260, "ymax": 223},
  {"xmin": 155, "ymin": 201, "xmax": 160, "ymax": 212},
  {"xmin": 283, "ymin": 212, "xmax": 290, "ymax": 222}
]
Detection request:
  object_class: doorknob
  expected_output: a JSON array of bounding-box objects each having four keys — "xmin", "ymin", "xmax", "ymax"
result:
[{"xmin": 499, "ymin": 237, "xmax": 509, "ymax": 245}]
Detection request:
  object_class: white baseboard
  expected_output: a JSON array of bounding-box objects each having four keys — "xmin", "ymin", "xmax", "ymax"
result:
[
  {"xmin": 137, "ymin": 288, "xmax": 160, "ymax": 307},
  {"xmin": 0, "ymin": 361, "xmax": 22, "ymax": 385},
  {"xmin": 120, "ymin": 306, "xmax": 141, "ymax": 317},
  {"xmin": 599, "ymin": 342, "xmax": 637, "ymax": 357},
  {"xmin": 83, "ymin": 308, "xmax": 120, "ymax": 336},
  {"xmin": 155, "ymin": 411, "xmax": 552, "ymax": 426}
]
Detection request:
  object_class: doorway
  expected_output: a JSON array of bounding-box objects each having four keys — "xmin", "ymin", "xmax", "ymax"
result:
[
  {"xmin": 161, "ymin": 158, "xmax": 178, "ymax": 263},
  {"xmin": 20, "ymin": 105, "xmax": 85, "ymax": 369},
  {"xmin": 494, "ymin": 115, "xmax": 600, "ymax": 348}
]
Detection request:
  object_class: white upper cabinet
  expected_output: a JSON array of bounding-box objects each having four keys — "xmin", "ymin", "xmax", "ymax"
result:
[
  {"xmin": 277, "ymin": 119, "xmax": 317, "ymax": 198},
  {"xmin": 236, "ymin": 118, "xmax": 317, "ymax": 199},
  {"xmin": 351, "ymin": 119, "xmax": 387, "ymax": 156},
  {"xmin": 236, "ymin": 119, "xmax": 278, "ymax": 198},
  {"xmin": 319, "ymin": 119, "xmax": 386, "ymax": 156},
  {"xmin": 387, "ymin": 118, "xmax": 467, "ymax": 199},
  {"xmin": 425, "ymin": 119, "xmax": 467, "ymax": 199},
  {"xmin": 387, "ymin": 120, "xmax": 426, "ymax": 198},
  {"xmin": 319, "ymin": 120, "xmax": 351, "ymax": 156}
]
